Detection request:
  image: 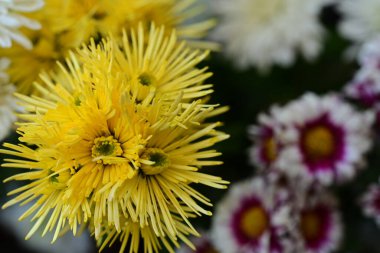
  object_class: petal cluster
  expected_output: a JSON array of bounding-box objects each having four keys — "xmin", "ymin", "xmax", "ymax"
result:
[
  {"xmin": 211, "ymin": 0, "xmax": 333, "ymax": 70},
  {"xmin": 1, "ymin": 25, "xmax": 228, "ymax": 253}
]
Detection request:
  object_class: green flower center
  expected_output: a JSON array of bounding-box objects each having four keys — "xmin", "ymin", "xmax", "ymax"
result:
[
  {"xmin": 138, "ymin": 72, "xmax": 155, "ymax": 86},
  {"xmin": 92, "ymin": 136, "xmax": 123, "ymax": 164},
  {"xmin": 141, "ymin": 148, "xmax": 170, "ymax": 175}
]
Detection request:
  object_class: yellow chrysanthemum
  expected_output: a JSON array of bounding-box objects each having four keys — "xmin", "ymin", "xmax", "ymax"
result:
[
  {"xmin": 1, "ymin": 25, "xmax": 228, "ymax": 252},
  {"xmin": 2, "ymin": 0, "xmax": 216, "ymax": 95}
]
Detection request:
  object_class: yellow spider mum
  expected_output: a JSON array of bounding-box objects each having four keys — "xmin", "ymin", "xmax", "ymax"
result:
[
  {"xmin": 2, "ymin": 0, "xmax": 216, "ymax": 95},
  {"xmin": 1, "ymin": 25, "xmax": 228, "ymax": 252}
]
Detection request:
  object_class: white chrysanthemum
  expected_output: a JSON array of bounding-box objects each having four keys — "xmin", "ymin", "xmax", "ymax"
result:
[
  {"xmin": 248, "ymin": 105, "xmax": 284, "ymax": 169},
  {"xmin": 211, "ymin": 176, "xmax": 295, "ymax": 253},
  {"xmin": 211, "ymin": 0, "xmax": 333, "ymax": 70},
  {"xmin": 0, "ymin": 58, "xmax": 17, "ymax": 141},
  {"xmin": 0, "ymin": 0, "xmax": 43, "ymax": 49},
  {"xmin": 296, "ymin": 191, "xmax": 343, "ymax": 253},
  {"xmin": 339, "ymin": 0, "xmax": 380, "ymax": 46},
  {"xmin": 275, "ymin": 93, "xmax": 374, "ymax": 186},
  {"xmin": 361, "ymin": 184, "xmax": 380, "ymax": 226}
]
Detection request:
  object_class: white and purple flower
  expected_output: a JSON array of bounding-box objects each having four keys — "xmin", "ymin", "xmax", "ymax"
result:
[
  {"xmin": 211, "ymin": 176, "xmax": 294, "ymax": 253},
  {"xmin": 361, "ymin": 184, "xmax": 380, "ymax": 226},
  {"xmin": 248, "ymin": 106, "xmax": 283, "ymax": 169},
  {"xmin": 275, "ymin": 93, "xmax": 374, "ymax": 186},
  {"xmin": 297, "ymin": 191, "xmax": 343, "ymax": 253},
  {"xmin": 344, "ymin": 65, "xmax": 380, "ymax": 107}
]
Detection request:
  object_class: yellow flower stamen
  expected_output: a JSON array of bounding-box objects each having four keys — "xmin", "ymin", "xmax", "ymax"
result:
[
  {"xmin": 240, "ymin": 206, "xmax": 268, "ymax": 239},
  {"xmin": 264, "ymin": 136, "xmax": 277, "ymax": 162},
  {"xmin": 303, "ymin": 126, "xmax": 335, "ymax": 160},
  {"xmin": 301, "ymin": 211, "xmax": 322, "ymax": 241}
]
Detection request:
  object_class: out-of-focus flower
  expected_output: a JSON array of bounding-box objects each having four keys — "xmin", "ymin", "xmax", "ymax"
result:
[
  {"xmin": 296, "ymin": 191, "xmax": 343, "ymax": 253},
  {"xmin": 339, "ymin": 0, "xmax": 380, "ymax": 47},
  {"xmin": 0, "ymin": 58, "xmax": 17, "ymax": 141},
  {"xmin": 344, "ymin": 65, "xmax": 380, "ymax": 107},
  {"xmin": 361, "ymin": 184, "xmax": 380, "ymax": 226},
  {"xmin": 2, "ymin": 0, "xmax": 216, "ymax": 95},
  {"xmin": 0, "ymin": 0, "xmax": 43, "ymax": 49},
  {"xmin": 248, "ymin": 106, "xmax": 283, "ymax": 169},
  {"xmin": 1, "ymin": 25, "xmax": 228, "ymax": 252},
  {"xmin": 211, "ymin": 176, "xmax": 294, "ymax": 253},
  {"xmin": 210, "ymin": 0, "xmax": 333, "ymax": 70},
  {"xmin": 273, "ymin": 93, "xmax": 374, "ymax": 186}
]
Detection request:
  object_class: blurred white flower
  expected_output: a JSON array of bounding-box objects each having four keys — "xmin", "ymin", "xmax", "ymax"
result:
[
  {"xmin": 0, "ymin": 0, "xmax": 43, "ymax": 49},
  {"xmin": 339, "ymin": 0, "xmax": 380, "ymax": 47},
  {"xmin": 275, "ymin": 93, "xmax": 374, "ymax": 186},
  {"xmin": 0, "ymin": 58, "xmax": 18, "ymax": 141},
  {"xmin": 344, "ymin": 64, "xmax": 380, "ymax": 107},
  {"xmin": 296, "ymin": 190, "xmax": 343, "ymax": 253},
  {"xmin": 211, "ymin": 176, "xmax": 295, "ymax": 253},
  {"xmin": 361, "ymin": 184, "xmax": 380, "ymax": 226},
  {"xmin": 210, "ymin": 0, "xmax": 333, "ymax": 70}
]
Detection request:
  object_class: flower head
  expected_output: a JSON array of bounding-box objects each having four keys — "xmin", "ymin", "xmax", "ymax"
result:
[
  {"xmin": 275, "ymin": 93, "xmax": 374, "ymax": 186},
  {"xmin": 0, "ymin": 0, "xmax": 43, "ymax": 49},
  {"xmin": 296, "ymin": 191, "xmax": 343, "ymax": 253},
  {"xmin": 344, "ymin": 65, "xmax": 380, "ymax": 107},
  {"xmin": 211, "ymin": 176, "xmax": 294, "ymax": 253},
  {"xmin": 248, "ymin": 106, "xmax": 283, "ymax": 169},
  {"xmin": 2, "ymin": 0, "xmax": 216, "ymax": 95},
  {"xmin": 211, "ymin": 0, "xmax": 333, "ymax": 70},
  {"xmin": 1, "ymin": 25, "xmax": 228, "ymax": 251},
  {"xmin": 361, "ymin": 184, "xmax": 380, "ymax": 226}
]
